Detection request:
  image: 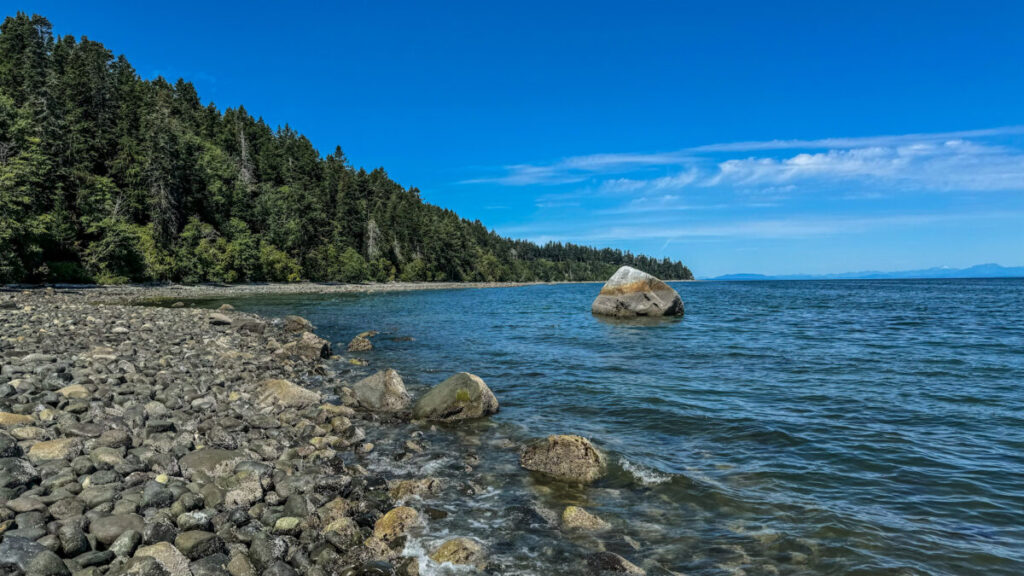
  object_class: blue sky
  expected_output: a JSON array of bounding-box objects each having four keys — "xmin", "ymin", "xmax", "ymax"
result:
[{"xmin": 13, "ymin": 1, "xmax": 1024, "ymax": 276}]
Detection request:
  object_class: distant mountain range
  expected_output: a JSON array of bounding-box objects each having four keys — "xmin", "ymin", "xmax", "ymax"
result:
[{"xmin": 708, "ymin": 263, "xmax": 1024, "ymax": 281}]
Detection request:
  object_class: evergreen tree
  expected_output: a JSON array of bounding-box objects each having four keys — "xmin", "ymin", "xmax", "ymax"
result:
[{"xmin": 0, "ymin": 12, "xmax": 694, "ymax": 285}]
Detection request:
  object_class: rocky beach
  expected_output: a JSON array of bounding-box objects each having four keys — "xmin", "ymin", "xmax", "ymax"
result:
[{"xmin": 0, "ymin": 285, "xmax": 634, "ymax": 576}]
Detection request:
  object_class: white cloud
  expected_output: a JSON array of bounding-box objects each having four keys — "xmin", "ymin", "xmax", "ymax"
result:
[
  {"xmin": 463, "ymin": 125, "xmax": 1024, "ymax": 192},
  {"xmin": 504, "ymin": 211, "xmax": 1021, "ymax": 243},
  {"xmin": 708, "ymin": 139, "xmax": 1024, "ymax": 191}
]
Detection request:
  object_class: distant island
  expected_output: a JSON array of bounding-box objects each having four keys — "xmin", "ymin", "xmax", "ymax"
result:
[
  {"xmin": 0, "ymin": 13, "xmax": 691, "ymax": 285},
  {"xmin": 709, "ymin": 263, "xmax": 1024, "ymax": 281}
]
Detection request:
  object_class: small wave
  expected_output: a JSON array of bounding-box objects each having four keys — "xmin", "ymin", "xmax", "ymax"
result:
[{"xmin": 620, "ymin": 456, "xmax": 672, "ymax": 486}]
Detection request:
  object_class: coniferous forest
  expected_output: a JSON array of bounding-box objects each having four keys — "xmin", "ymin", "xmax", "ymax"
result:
[{"xmin": 0, "ymin": 13, "xmax": 693, "ymax": 285}]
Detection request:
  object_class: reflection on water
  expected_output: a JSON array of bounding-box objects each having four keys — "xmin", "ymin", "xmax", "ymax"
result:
[{"xmin": 190, "ymin": 279, "xmax": 1024, "ymax": 576}]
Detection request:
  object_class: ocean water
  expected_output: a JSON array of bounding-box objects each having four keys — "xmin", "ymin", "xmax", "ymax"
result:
[{"xmin": 194, "ymin": 279, "xmax": 1024, "ymax": 576}]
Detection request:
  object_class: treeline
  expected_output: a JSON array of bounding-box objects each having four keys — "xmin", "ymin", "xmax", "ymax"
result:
[{"xmin": 0, "ymin": 13, "xmax": 693, "ymax": 284}]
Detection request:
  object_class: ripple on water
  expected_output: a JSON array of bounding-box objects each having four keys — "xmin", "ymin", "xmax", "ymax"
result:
[{"xmin": 193, "ymin": 278, "xmax": 1024, "ymax": 576}]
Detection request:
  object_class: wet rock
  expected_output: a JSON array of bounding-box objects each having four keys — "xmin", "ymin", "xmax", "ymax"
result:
[
  {"xmin": 585, "ymin": 551, "xmax": 646, "ymax": 575},
  {"xmin": 562, "ymin": 506, "xmax": 611, "ymax": 531},
  {"xmin": 520, "ymin": 435, "xmax": 607, "ymax": 484},
  {"xmin": 323, "ymin": 517, "xmax": 361, "ymax": 549},
  {"xmin": 371, "ymin": 506, "xmax": 419, "ymax": 542},
  {"xmin": 256, "ymin": 379, "xmax": 321, "ymax": 409},
  {"xmin": 351, "ymin": 369, "xmax": 410, "ymax": 412},
  {"xmin": 388, "ymin": 477, "xmax": 442, "ymax": 501},
  {"xmin": 0, "ymin": 536, "xmax": 70, "ymax": 575},
  {"xmin": 345, "ymin": 561, "xmax": 396, "ymax": 576},
  {"xmin": 411, "ymin": 373, "xmax": 498, "ymax": 422},
  {"xmin": 591, "ymin": 265, "xmax": 684, "ymax": 318},
  {"xmin": 429, "ymin": 537, "xmax": 487, "ymax": 569},
  {"xmin": 346, "ymin": 334, "xmax": 373, "ymax": 352}
]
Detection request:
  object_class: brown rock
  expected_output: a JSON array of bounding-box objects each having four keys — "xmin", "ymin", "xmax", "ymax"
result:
[
  {"xmin": 520, "ymin": 435, "xmax": 607, "ymax": 484},
  {"xmin": 591, "ymin": 266, "xmax": 683, "ymax": 318}
]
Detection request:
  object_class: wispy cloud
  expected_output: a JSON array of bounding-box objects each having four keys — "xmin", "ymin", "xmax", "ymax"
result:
[
  {"xmin": 686, "ymin": 126, "xmax": 1024, "ymax": 153},
  {"xmin": 504, "ymin": 211, "xmax": 1022, "ymax": 243},
  {"xmin": 463, "ymin": 125, "xmax": 1024, "ymax": 192}
]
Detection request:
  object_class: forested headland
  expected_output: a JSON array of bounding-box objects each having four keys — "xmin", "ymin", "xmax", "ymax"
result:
[{"xmin": 0, "ymin": 13, "xmax": 693, "ymax": 285}]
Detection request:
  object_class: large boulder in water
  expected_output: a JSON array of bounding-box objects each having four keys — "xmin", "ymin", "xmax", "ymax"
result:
[
  {"xmin": 411, "ymin": 373, "xmax": 498, "ymax": 422},
  {"xmin": 520, "ymin": 435, "xmax": 607, "ymax": 484},
  {"xmin": 351, "ymin": 369, "xmax": 410, "ymax": 412},
  {"xmin": 591, "ymin": 266, "xmax": 683, "ymax": 318}
]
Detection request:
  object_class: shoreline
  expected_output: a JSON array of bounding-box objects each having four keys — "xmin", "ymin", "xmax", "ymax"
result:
[
  {"xmin": 1, "ymin": 281, "xmax": 598, "ymax": 305},
  {"xmin": 0, "ymin": 285, "xmax": 635, "ymax": 576}
]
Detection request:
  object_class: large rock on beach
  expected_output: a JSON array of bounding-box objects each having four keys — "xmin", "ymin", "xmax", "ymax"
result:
[
  {"xmin": 520, "ymin": 435, "xmax": 607, "ymax": 483},
  {"xmin": 351, "ymin": 369, "xmax": 411, "ymax": 412},
  {"xmin": 279, "ymin": 331, "xmax": 331, "ymax": 360},
  {"xmin": 591, "ymin": 265, "xmax": 683, "ymax": 318},
  {"xmin": 411, "ymin": 373, "xmax": 499, "ymax": 422}
]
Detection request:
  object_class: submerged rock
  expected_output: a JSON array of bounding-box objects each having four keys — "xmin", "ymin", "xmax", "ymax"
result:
[
  {"xmin": 520, "ymin": 435, "xmax": 607, "ymax": 484},
  {"xmin": 351, "ymin": 369, "xmax": 411, "ymax": 412},
  {"xmin": 591, "ymin": 266, "xmax": 683, "ymax": 318},
  {"xmin": 562, "ymin": 506, "xmax": 611, "ymax": 531},
  {"xmin": 585, "ymin": 551, "xmax": 646, "ymax": 575},
  {"xmin": 411, "ymin": 373, "xmax": 498, "ymax": 422}
]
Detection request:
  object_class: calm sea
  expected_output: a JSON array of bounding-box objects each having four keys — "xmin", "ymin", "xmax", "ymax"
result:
[{"xmin": 194, "ymin": 279, "xmax": 1024, "ymax": 576}]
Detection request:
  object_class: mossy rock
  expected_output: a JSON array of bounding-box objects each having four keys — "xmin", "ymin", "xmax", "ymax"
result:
[{"xmin": 411, "ymin": 373, "xmax": 499, "ymax": 422}]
